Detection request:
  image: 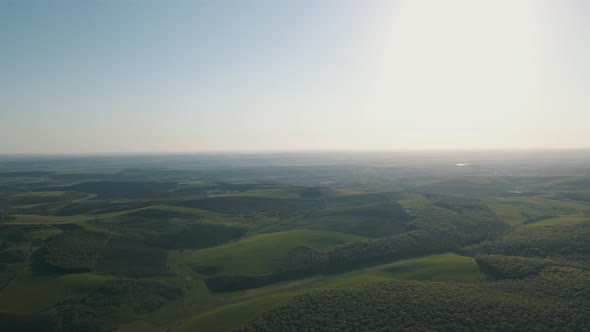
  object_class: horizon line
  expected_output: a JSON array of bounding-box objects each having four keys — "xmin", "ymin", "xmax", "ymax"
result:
[{"xmin": 2, "ymin": 147, "xmax": 590, "ymax": 157}]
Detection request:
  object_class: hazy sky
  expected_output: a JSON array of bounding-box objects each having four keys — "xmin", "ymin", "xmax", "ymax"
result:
[{"xmin": 1, "ymin": 0, "xmax": 589, "ymax": 153}]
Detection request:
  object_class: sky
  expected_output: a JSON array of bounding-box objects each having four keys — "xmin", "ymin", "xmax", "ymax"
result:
[{"xmin": 1, "ymin": 0, "xmax": 589, "ymax": 154}]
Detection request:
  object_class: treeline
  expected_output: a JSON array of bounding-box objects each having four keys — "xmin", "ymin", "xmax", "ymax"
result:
[{"xmin": 174, "ymin": 196, "xmax": 324, "ymax": 217}]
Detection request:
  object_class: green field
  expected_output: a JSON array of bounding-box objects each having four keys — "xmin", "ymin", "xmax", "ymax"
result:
[
  {"xmin": 524, "ymin": 213, "xmax": 590, "ymax": 227},
  {"xmin": 397, "ymin": 192, "xmax": 431, "ymax": 209},
  {"xmin": 171, "ymin": 230, "xmax": 367, "ymax": 276},
  {"xmin": 368, "ymin": 253, "xmax": 483, "ymax": 281}
]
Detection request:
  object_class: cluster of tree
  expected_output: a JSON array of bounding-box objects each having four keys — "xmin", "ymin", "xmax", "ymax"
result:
[
  {"xmin": 242, "ymin": 266, "xmax": 590, "ymax": 331},
  {"xmin": 0, "ymin": 225, "xmax": 27, "ymax": 249},
  {"xmin": 322, "ymin": 196, "xmax": 506, "ymax": 272},
  {"xmin": 302, "ymin": 200, "xmax": 413, "ymax": 237},
  {"xmin": 95, "ymin": 237, "xmax": 169, "ymax": 277},
  {"xmin": 0, "ymin": 312, "xmax": 58, "ymax": 332},
  {"xmin": 92, "ymin": 217, "xmax": 246, "ymax": 250},
  {"xmin": 40, "ymin": 230, "xmax": 110, "ymax": 273},
  {"xmin": 57, "ymin": 279, "xmax": 183, "ymax": 332},
  {"xmin": 0, "ymin": 226, "xmax": 29, "ymax": 289},
  {"xmin": 205, "ymin": 246, "xmax": 329, "ymax": 292},
  {"xmin": 411, "ymin": 195, "xmax": 507, "ymax": 243},
  {"xmin": 205, "ymin": 274, "xmax": 277, "ymax": 293},
  {"xmin": 0, "ymin": 249, "xmax": 27, "ymax": 264},
  {"xmin": 157, "ymin": 223, "xmax": 247, "ymax": 250},
  {"xmin": 468, "ymin": 222, "xmax": 590, "ymax": 264},
  {"xmin": 279, "ymin": 246, "xmax": 328, "ymax": 277},
  {"xmin": 475, "ymin": 254, "xmax": 580, "ymax": 280}
]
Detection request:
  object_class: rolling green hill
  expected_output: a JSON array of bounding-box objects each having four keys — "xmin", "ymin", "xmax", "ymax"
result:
[
  {"xmin": 171, "ymin": 230, "xmax": 366, "ymax": 276},
  {"xmin": 1, "ymin": 157, "xmax": 590, "ymax": 332}
]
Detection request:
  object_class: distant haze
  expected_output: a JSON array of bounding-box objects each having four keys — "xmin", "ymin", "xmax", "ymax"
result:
[{"xmin": 1, "ymin": 0, "xmax": 589, "ymax": 154}]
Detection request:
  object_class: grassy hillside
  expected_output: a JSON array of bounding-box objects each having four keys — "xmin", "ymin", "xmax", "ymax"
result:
[
  {"xmin": 524, "ymin": 213, "xmax": 590, "ymax": 227},
  {"xmin": 0, "ymin": 270, "xmax": 110, "ymax": 312},
  {"xmin": 368, "ymin": 253, "xmax": 482, "ymax": 281},
  {"xmin": 174, "ymin": 294, "xmax": 292, "ymax": 332},
  {"xmin": 172, "ymin": 230, "xmax": 366, "ymax": 276},
  {"xmin": 483, "ymin": 196, "xmax": 590, "ymax": 225}
]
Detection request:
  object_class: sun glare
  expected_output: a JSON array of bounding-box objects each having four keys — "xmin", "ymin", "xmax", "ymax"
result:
[{"xmin": 364, "ymin": 0, "xmax": 540, "ymax": 147}]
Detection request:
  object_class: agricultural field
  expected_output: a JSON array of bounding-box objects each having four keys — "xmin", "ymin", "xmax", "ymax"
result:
[{"xmin": 0, "ymin": 154, "xmax": 589, "ymax": 331}]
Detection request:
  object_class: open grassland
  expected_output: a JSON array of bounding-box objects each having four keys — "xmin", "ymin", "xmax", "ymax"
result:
[
  {"xmin": 171, "ymin": 230, "xmax": 367, "ymax": 276},
  {"xmin": 483, "ymin": 196, "xmax": 590, "ymax": 225},
  {"xmin": 524, "ymin": 213, "xmax": 590, "ymax": 227},
  {"xmin": 367, "ymin": 253, "xmax": 482, "ymax": 281},
  {"xmin": 174, "ymin": 294, "xmax": 292, "ymax": 332},
  {"xmin": 397, "ymin": 192, "xmax": 431, "ymax": 209}
]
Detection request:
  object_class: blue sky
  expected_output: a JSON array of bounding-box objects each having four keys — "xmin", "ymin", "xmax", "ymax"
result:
[{"xmin": 1, "ymin": 0, "xmax": 589, "ymax": 153}]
